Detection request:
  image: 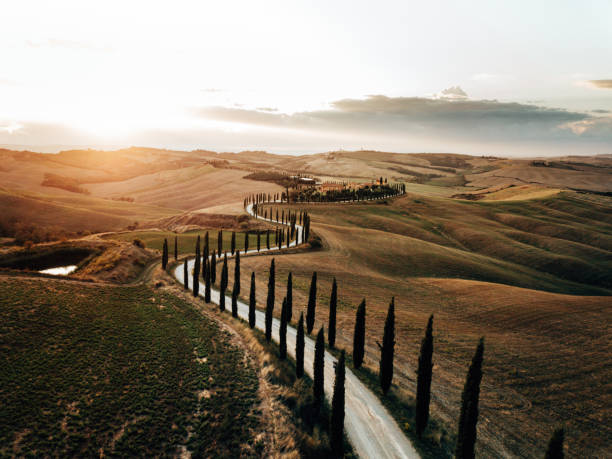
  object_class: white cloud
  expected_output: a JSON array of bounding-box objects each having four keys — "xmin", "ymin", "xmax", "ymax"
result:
[{"xmin": 435, "ymin": 86, "xmax": 468, "ymax": 100}]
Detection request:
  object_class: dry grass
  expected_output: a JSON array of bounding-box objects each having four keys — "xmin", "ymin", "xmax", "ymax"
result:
[{"xmin": 236, "ymin": 193, "xmax": 612, "ymax": 458}]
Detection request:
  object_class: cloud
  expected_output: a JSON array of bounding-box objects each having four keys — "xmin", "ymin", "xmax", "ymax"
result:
[
  {"xmin": 591, "ymin": 109, "xmax": 610, "ymax": 114},
  {"xmin": 193, "ymin": 93, "xmax": 612, "ymax": 151},
  {"xmin": 436, "ymin": 86, "xmax": 468, "ymax": 100},
  {"xmin": 256, "ymin": 107, "xmax": 278, "ymax": 112},
  {"xmin": 588, "ymin": 80, "xmax": 612, "ymax": 89},
  {"xmin": 560, "ymin": 117, "xmax": 612, "ymax": 136}
]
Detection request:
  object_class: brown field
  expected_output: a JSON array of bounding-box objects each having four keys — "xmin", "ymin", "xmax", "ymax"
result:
[
  {"xmin": 2, "ymin": 147, "xmax": 612, "ymax": 457},
  {"xmin": 234, "ymin": 192, "xmax": 612, "ymax": 458}
]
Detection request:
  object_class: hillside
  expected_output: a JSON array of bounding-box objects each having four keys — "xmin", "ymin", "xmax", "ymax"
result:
[
  {"xmin": 236, "ymin": 192, "xmax": 612, "ymax": 457},
  {"xmin": 1, "ymin": 147, "xmax": 610, "ymax": 242},
  {"xmin": 0, "ymin": 277, "xmax": 261, "ymax": 457}
]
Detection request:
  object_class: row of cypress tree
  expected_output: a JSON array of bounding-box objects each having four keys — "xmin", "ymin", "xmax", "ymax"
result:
[{"xmin": 164, "ymin": 200, "xmax": 564, "ymax": 458}]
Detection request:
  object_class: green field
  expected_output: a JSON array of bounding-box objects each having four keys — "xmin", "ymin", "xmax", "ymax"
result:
[
  {"xmin": 107, "ymin": 229, "xmax": 278, "ymax": 256},
  {"xmin": 0, "ymin": 277, "xmax": 259, "ymax": 457}
]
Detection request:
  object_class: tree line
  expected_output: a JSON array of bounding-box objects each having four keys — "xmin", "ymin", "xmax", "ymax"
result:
[{"xmin": 160, "ymin": 200, "xmax": 565, "ymax": 459}]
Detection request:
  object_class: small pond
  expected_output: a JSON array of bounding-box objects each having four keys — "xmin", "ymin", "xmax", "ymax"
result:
[
  {"xmin": 39, "ymin": 265, "xmax": 78, "ymax": 275},
  {"xmin": 0, "ymin": 247, "xmax": 94, "ymax": 275}
]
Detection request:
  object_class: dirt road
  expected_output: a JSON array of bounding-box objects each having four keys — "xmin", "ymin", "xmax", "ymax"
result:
[{"xmin": 174, "ymin": 199, "xmax": 419, "ymax": 459}]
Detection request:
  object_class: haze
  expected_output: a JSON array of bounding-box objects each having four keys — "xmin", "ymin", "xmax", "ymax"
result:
[{"xmin": 1, "ymin": 0, "xmax": 611, "ymax": 155}]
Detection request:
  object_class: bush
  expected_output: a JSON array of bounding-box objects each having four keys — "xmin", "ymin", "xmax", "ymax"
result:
[{"xmin": 132, "ymin": 239, "xmax": 146, "ymax": 248}]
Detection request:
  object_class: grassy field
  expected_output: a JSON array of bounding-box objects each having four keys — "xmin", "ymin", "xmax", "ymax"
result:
[
  {"xmin": 106, "ymin": 229, "xmax": 278, "ymax": 256},
  {"xmin": 235, "ymin": 192, "xmax": 612, "ymax": 458},
  {"xmin": 0, "ymin": 277, "xmax": 260, "ymax": 457},
  {"xmin": 263, "ymin": 191, "xmax": 612, "ymax": 295}
]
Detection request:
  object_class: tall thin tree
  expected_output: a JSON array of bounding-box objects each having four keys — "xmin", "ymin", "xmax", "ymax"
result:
[
  {"xmin": 220, "ymin": 253, "xmax": 228, "ymax": 311},
  {"xmin": 279, "ymin": 297, "xmax": 288, "ymax": 359},
  {"xmin": 352, "ymin": 299, "xmax": 366, "ymax": 369},
  {"xmin": 249, "ymin": 272, "xmax": 256, "ymax": 328},
  {"xmin": 162, "ymin": 238, "xmax": 168, "ymax": 270},
  {"xmin": 194, "ymin": 235, "xmax": 201, "ymax": 277},
  {"xmin": 328, "ymin": 277, "xmax": 337, "ymax": 348},
  {"xmin": 296, "ymin": 312, "xmax": 305, "ymax": 378},
  {"xmin": 265, "ymin": 258, "xmax": 275, "ymax": 341},
  {"xmin": 330, "ymin": 350, "xmax": 346, "ymax": 457},
  {"xmin": 544, "ymin": 428, "xmax": 564, "ymax": 459},
  {"xmin": 203, "ymin": 231, "xmax": 209, "ymax": 261},
  {"xmin": 379, "ymin": 297, "xmax": 395, "ymax": 394},
  {"xmin": 193, "ymin": 239, "xmax": 200, "ymax": 297},
  {"xmin": 234, "ymin": 251, "xmax": 240, "ymax": 296},
  {"xmin": 286, "ymin": 272, "xmax": 293, "ymax": 323},
  {"xmin": 231, "ymin": 231, "xmax": 236, "ymax": 255},
  {"xmin": 455, "ymin": 338, "xmax": 485, "ymax": 459},
  {"xmin": 183, "ymin": 259, "xmax": 188, "ymax": 290},
  {"xmin": 306, "ymin": 271, "xmax": 317, "ymax": 334},
  {"xmin": 217, "ymin": 230, "xmax": 222, "ymax": 255},
  {"xmin": 416, "ymin": 314, "xmax": 434, "ymax": 437},
  {"xmin": 211, "ymin": 250, "xmax": 217, "ymax": 284},
  {"xmin": 244, "ymin": 231, "xmax": 249, "ymax": 253},
  {"xmin": 204, "ymin": 258, "xmax": 211, "ymax": 303},
  {"xmin": 313, "ymin": 327, "xmax": 325, "ymax": 406},
  {"xmin": 193, "ymin": 257, "xmax": 200, "ymax": 298}
]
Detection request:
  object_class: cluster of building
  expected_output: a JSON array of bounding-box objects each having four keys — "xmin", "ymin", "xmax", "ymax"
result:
[{"xmin": 319, "ymin": 177, "xmax": 387, "ymax": 193}]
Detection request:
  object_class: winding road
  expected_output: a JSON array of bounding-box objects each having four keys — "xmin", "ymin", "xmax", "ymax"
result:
[{"xmin": 174, "ymin": 194, "xmax": 418, "ymax": 459}]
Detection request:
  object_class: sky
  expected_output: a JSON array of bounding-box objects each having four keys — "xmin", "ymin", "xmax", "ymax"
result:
[{"xmin": 1, "ymin": 0, "xmax": 611, "ymax": 156}]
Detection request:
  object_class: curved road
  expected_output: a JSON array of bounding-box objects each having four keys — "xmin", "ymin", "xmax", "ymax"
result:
[{"xmin": 174, "ymin": 195, "xmax": 418, "ymax": 459}]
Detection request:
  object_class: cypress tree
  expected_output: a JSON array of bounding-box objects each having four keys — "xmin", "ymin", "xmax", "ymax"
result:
[
  {"xmin": 330, "ymin": 350, "xmax": 346, "ymax": 457},
  {"xmin": 296, "ymin": 312, "xmax": 305, "ymax": 378},
  {"xmin": 266, "ymin": 229, "xmax": 270, "ymax": 249},
  {"xmin": 204, "ymin": 258, "xmax": 211, "ymax": 303},
  {"xmin": 244, "ymin": 231, "xmax": 249, "ymax": 253},
  {"xmin": 249, "ymin": 272, "xmax": 256, "ymax": 328},
  {"xmin": 306, "ymin": 271, "xmax": 317, "ymax": 334},
  {"xmin": 231, "ymin": 250, "xmax": 240, "ymax": 317},
  {"xmin": 379, "ymin": 297, "xmax": 395, "ymax": 395},
  {"xmin": 194, "ymin": 235, "xmax": 201, "ymax": 275},
  {"xmin": 174, "ymin": 235, "xmax": 178, "ymax": 260},
  {"xmin": 220, "ymin": 254, "xmax": 228, "ymax": 311},
  {"xmin": 193, "ymin": 257, "xmax": 200, "ymax": 297},
  {"xmin": 265, "ymin": 259, "xmax": 275, "ymax": 341},
  {"xmin": 328, "ymin": 277, "xmax": 337, "ymax": 348},
  {"xmin": 234, "ymin": 251, "xmax": 241, "ymax": 295},
  {"xmin": 162, "ymin": 238, "xmax": 168, "ymax": 270},
  {"xmin": 279, "ymin": 297, "xmax": 288, "ymax": 359},
  {"xmin": 313, "ymin": 327, "xmax": 325, "ymax": 405},
  {"xmin": 455, "ymin": 338, "xmax": 485, "ymax": 459},
  {"xmin": 286, "ymin": 272, "xmax": 293, "ymax": 323},
  {"xmin": 193, "ymin": 239, "xmax": 200, "ymax": 297},
  {"xmin": 416, "ymin": 314, "xmax": 434, "ymax": 437},
  {"xmin": 211, "ymin": 250, "xmax": 217, "ymax": 284},
  {"xmin": 217, "ymin": 230, "xmax": 222, "ymax": 255},
  {"xmin": 183, "ymin": 259, "xmax": 188, "ymax": 290},
  {"xmin": 203, "ymin": 231, "xmax": 209, "ymax": 261},
  {"xmin": 231, "ymin": 231, "xmax": 236, "ymax": 255},
  {"xmin": 544, "ymin": 428, "xmax": 564, "ymax": 459},
  {"xmin": 352, "ymin": 299, "xmax": 366, "ymax": 369},
  {"xmin": 257, "ymin": 231, "xmax": 261, "ymax": 251},
  {"xmin": 231, "ymin": 290, "xmax": 238, "ymax": 318}
]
